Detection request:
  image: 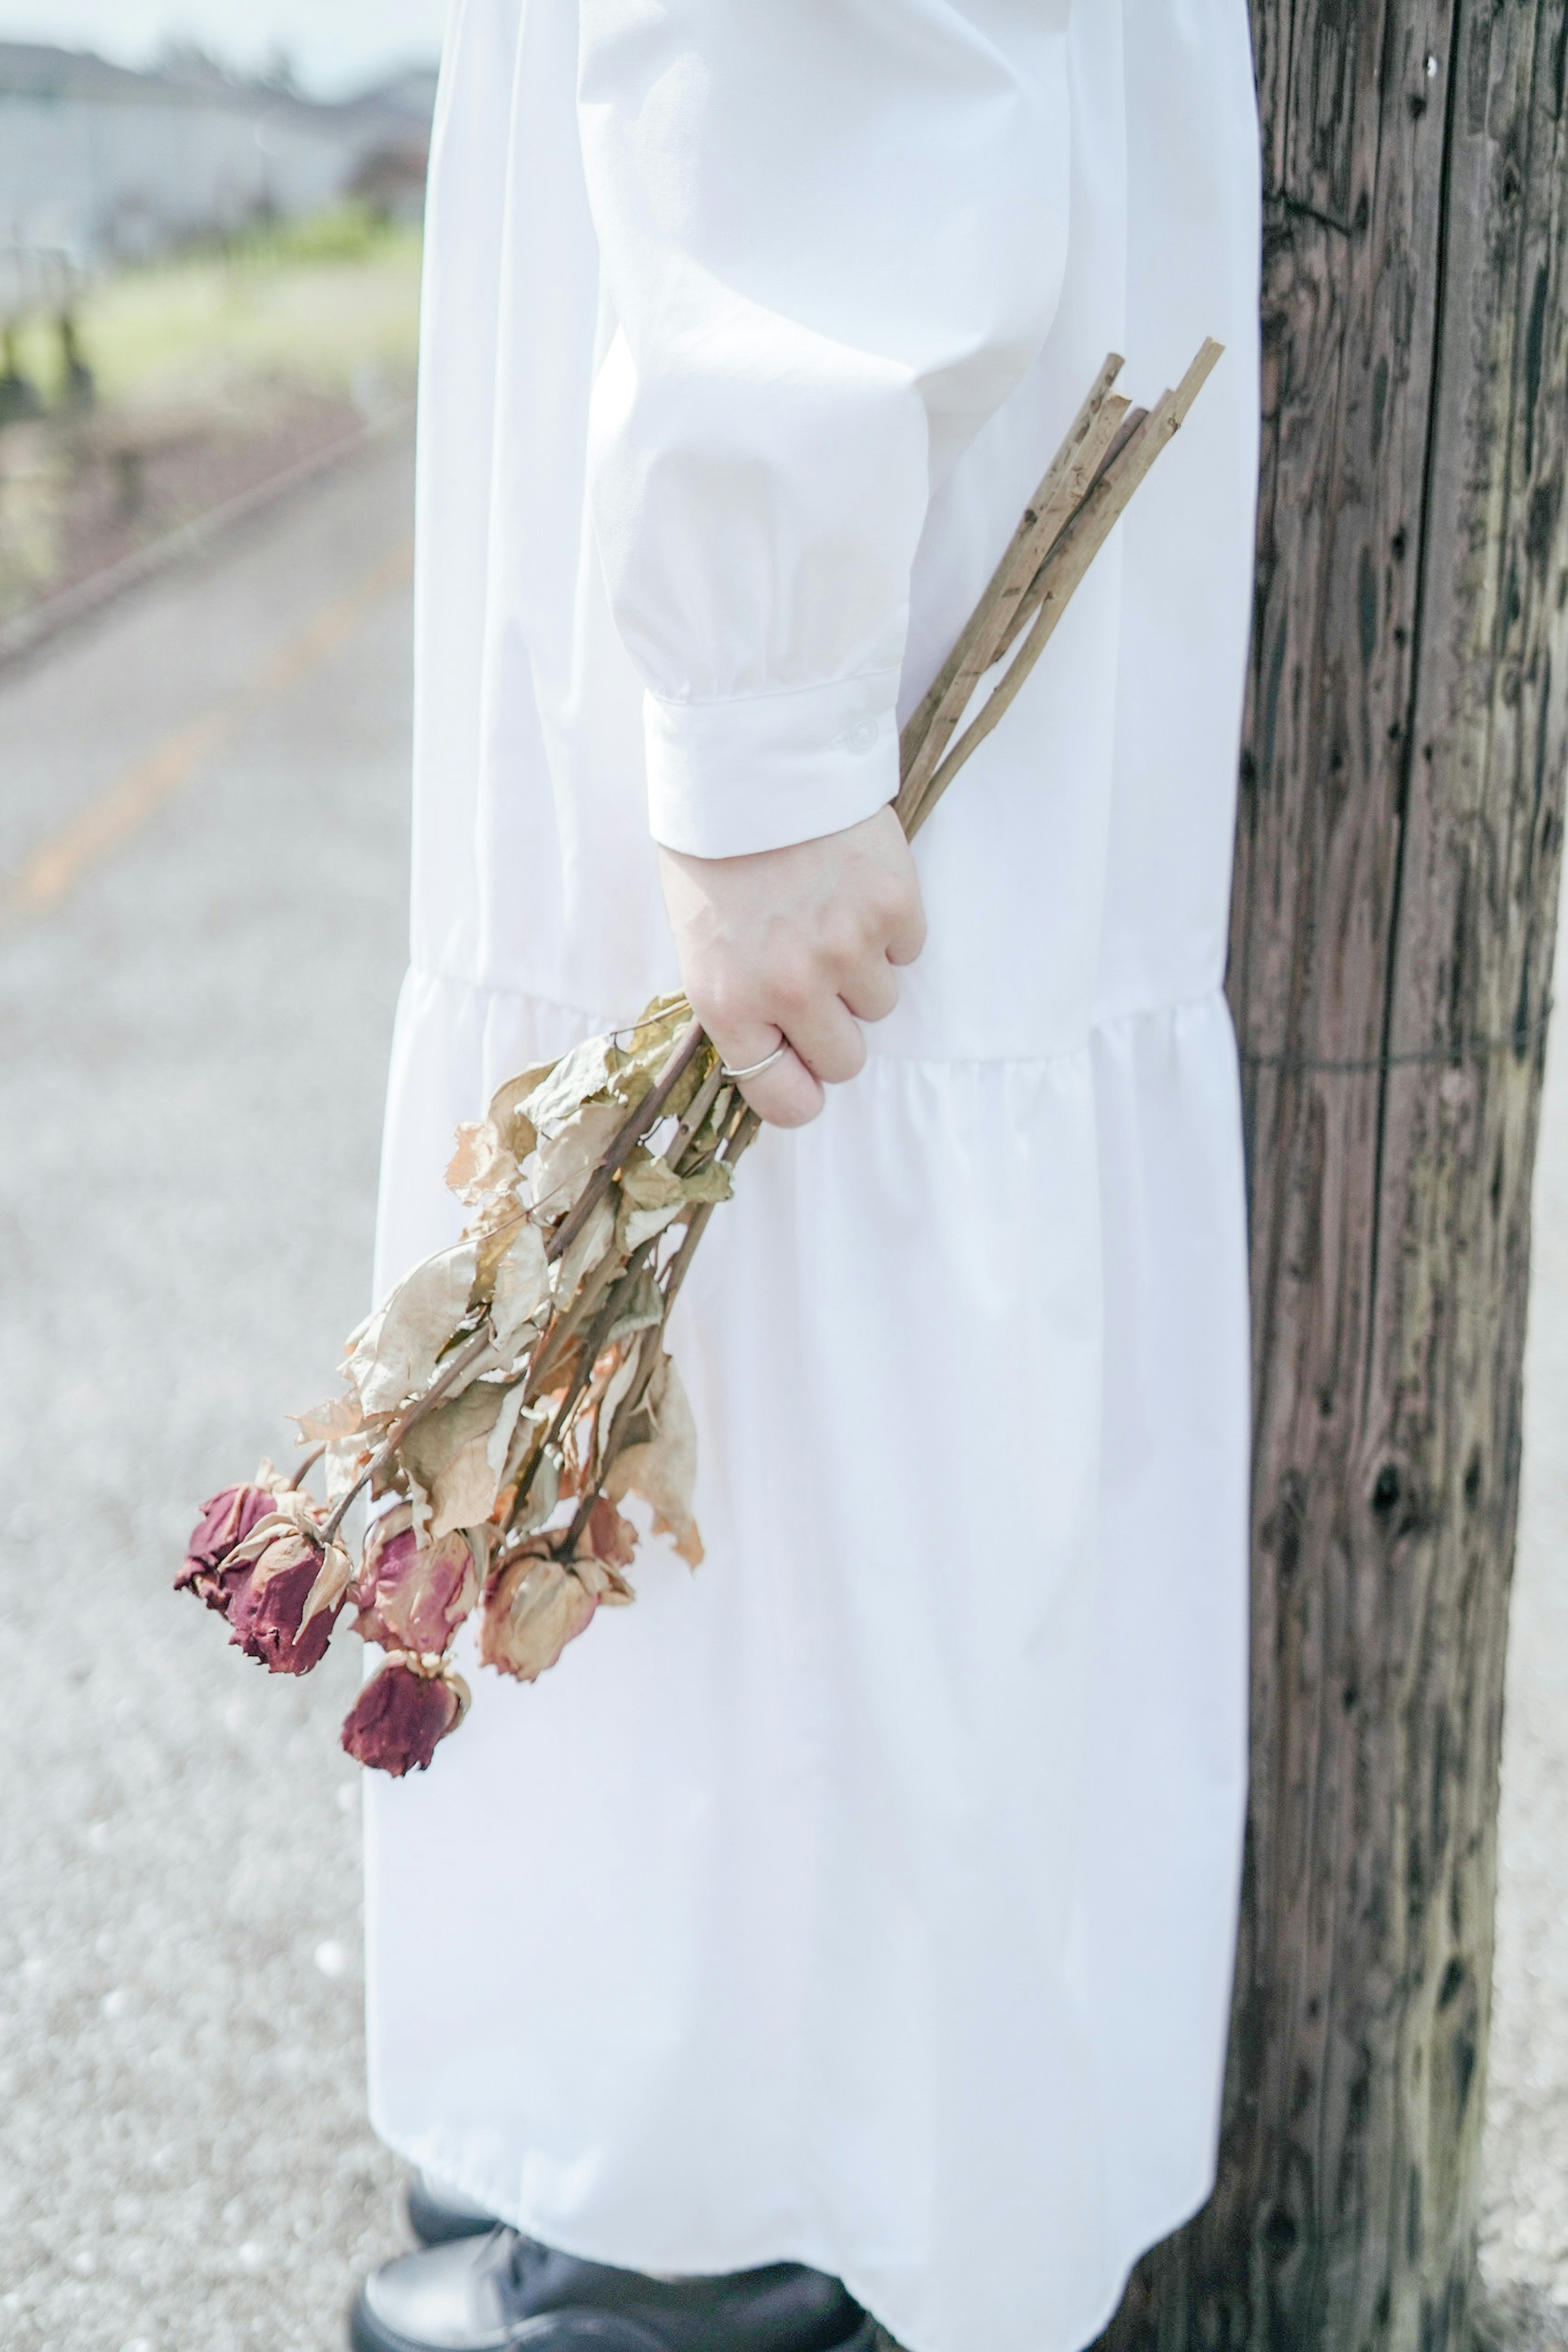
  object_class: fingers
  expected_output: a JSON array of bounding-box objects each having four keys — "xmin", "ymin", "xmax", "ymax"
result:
[
  {"xmin": 783, "ymin": 992, "xmax": 866, "ymax": 1086},
  {"xmin": 885, "ymin": 891, "xmax": 927, "ymax": 968},
  {"xmin": 705, "ymin": 1017, "xmax": 825, "ymax": 1129},
  {"xmin": 738, "ymin": 1050, "xmax": 824, "ymax": 1128},
  {"xmin": 655, "ymin": 810, "xmax": 926, "ymax": 1131},
  {"xmin": 840, "ymin": 954, "xmax": 900, "ymax": 1026}
]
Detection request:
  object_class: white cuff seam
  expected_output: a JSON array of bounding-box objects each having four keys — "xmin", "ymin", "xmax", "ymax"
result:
[{"xmin": 645, "ymin": 668, "xmax": 902, "ymax": 720}]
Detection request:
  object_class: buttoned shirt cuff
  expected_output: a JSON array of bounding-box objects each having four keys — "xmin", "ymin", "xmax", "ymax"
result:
[{"xmin": 644, "ymin": 672, "xmax": 902, "ymax": 859}]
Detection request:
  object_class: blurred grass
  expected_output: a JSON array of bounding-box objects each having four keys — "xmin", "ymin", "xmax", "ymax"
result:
[{"xmin": 11, "ymin": 207, "xmax": 422, "ymax": 413}]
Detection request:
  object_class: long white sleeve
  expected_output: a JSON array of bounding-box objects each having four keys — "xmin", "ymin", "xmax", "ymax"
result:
[{"xmin": 577, "ymin": 0, "xmax": 1071, "ymax": 858}]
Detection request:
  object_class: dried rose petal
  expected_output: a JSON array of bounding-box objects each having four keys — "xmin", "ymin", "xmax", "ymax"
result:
[
  {"xmin": 341, "ymin": 1660, "xmax": 466, "ymax": 1776},
  {"xmin": 229, "ymin": 1534, "xmax": 342, "ymax": 1675},
  {"xmin": 578, "ymin": 1497, "xmax": 637, "ymax": 1571},
  {"xmin": 354, "ymin": 1511, "xmax": 479, "ymax": 1656},
  {"xmin": 176, "ymin": 1484, "xmax": 276, "ymax": 1612}
]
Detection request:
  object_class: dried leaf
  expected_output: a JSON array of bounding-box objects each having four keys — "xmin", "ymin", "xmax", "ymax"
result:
[
  {"xmin": 679, "ymin": 1161, "xmax": 733, "ymax": 1207},
  {"xmin": 324, "ymin": 1436, "xmax": 369, "ymax": 1503},
  {"xmin": 608, "ymin": 994, "xmax": 693, "ymax": 1106},
  {"xmin": 595, "ymin": 1341, "xmax": 646, "ymax": 1470},
  {"xmin": 489, "ymin": 1218, "xmax": 550, "ymax": 1349},
  {"xmin": 298, "ymin": 1536, "xmax": 356, "ymax": 1631},
  {"xmin": 605, "ymin": 1268, "xmax": 665, "ymax": 1347},
  {"xmin": 445, "ymin": 1119, "xmax": 514, "ymax": 1205},
  {"xmin": 530, "ymin": 1100, "xmax": 626, "ymax": 1225},
  {"xmin": 617, "ymin": 1150, "xmax": 731, "ymax": 1251},
  {"xmin": 621, "ymin": 1202, "xmax": 682, "ymax": 1252},
  {"xmin": 485, "ymin": 1381, "xmax": 532, "ymax": 1481},
  {"xmin": 347, "ymin": 1240, "xmax": 479, "ymax": 1417},
  {"xmin": 523, "ymin": 1037, "xmax": 619, "ymax": 1139},
  {"xmin": 548, "ymin": 1191, "xmax": 617, "ymax": 1304},
  {"xmin": 399, "ymin": 1380, "xmax": 510, "ymax": 1538},
  {"xmin": 618, "ymin": 1150, "xmax": 687, "ymax": 1213},
  {"xmin": 291, "ymin": 1392, "xmax": 368, "ymax": 1444},
  {"xmin": 605, "ymin": 1354, "xmax": 703, "ymax": 1566},
  {"xmin": 485, "ymin": 1061, "xmax": 557, "ymax": 1156}
]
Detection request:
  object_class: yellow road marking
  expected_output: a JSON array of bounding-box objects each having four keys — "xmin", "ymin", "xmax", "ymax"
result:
[{"xmin": 4, "ymin": 539, "xmax": 414, "ymax": 920}]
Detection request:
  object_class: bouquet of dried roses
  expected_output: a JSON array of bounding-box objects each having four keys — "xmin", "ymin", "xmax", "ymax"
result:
[{"xmin": 178, "ymin": 343, "xmax": 1220, "ymax": 1776}]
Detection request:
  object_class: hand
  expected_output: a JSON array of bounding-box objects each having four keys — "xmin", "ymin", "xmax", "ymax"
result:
[{"xmin": 657, "ymin": 805, "xmax": 927, "ymax": 1127}]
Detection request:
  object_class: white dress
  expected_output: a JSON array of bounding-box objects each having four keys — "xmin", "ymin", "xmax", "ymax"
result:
[{"xmin": 366, "ymin": 7, "xmax": 1261, "ymax": 2352}]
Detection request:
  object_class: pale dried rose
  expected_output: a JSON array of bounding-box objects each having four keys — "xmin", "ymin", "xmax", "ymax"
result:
[
  {"xmin": 479, "ymin": 1548, "xmax": 598, "ymax": 1683},
  {"xmin": 341, "ymin": 1658, "xmax": 469, "ymax": 1777},
  {"xmin": 176, "ymin": 1483, "xmax": 277, "ymax": 1614},
  {"xmin": 354, "ymin": 1508, "xmax": 480, "ymax": 1655}
]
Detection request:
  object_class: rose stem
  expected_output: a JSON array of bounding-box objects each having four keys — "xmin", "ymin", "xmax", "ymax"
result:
[
  {"xmin": 287, "ymin": 1443, "xmax": 326, "ymax": 1491},
  {"xmin": 504, "ymin": 1239, "xmax": 662, "ymax": 1527},
  {"xmin": 666, "ymin": 1061, "xmax": 730, "ymax": 1170},
  {"xmin": 546, "ymin": 1017, "xmax": 707, "ymax": 1266}
]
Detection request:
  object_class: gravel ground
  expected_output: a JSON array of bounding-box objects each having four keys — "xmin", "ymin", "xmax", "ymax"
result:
[{"xmin": 0, "ymin": 427, "xmax": 1564, "ymax": 2350}]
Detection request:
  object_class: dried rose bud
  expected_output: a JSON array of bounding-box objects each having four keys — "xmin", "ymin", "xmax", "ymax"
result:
[
  {"xmin": 354, "ymin": 1509, "xmax": 479, "ymax": 1656},
  {"xmin": 341, "ymin": 1657, "xmax": 469, "ymax": 1777},
  {"xmin": 176, "ymin": 1483, "xmax": 277, "ymax": 1613},
  {"xmin": 479, "ymin": 1547, "xmax": 598, "ymax": 1684},
  {"xmin": 229, "ymin": 1531, "xmax": 346, "ymax": 1676}
]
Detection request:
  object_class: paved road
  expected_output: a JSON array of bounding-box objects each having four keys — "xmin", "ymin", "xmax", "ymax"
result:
[
  {"xmin": 0, "ymin": 435, "xmax": 415, "ymax": 2352},
  {"xmin": 0, "ymin": 427, "xmax": 1565, "ymax": 2351}
]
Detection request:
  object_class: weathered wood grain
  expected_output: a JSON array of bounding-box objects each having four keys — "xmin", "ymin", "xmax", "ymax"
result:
[{"xmin": 1092, "ymin": 6, "xmax": 1568, "ymax": 2348}]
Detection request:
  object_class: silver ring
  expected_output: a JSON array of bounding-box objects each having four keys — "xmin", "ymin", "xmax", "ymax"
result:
[{"xmin": 720, "ymin": 1041, "xmax": 790, "ymax": 1083}]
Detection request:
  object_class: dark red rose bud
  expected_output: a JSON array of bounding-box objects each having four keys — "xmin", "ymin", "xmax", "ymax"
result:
[
  {"xmin": 176, "ymin": 1484, "xmax": 276, "ymax": 1612},
  {"xmin": 229, "ymin": 1534, "xmax": 343, "ymax": 1676},
  {"xmin": 341, "ymin": 1659, "xmax": 468, "ymax": 1777}
]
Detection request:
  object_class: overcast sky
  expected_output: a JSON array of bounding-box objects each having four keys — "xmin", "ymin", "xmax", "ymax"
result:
[{"xmin": 0, "ymin": 0, "xmax": 445, "ymax": 95}]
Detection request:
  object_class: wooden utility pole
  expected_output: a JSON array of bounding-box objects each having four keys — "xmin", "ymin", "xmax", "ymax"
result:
[{"xmin": 1096, "ymin": 7, "xmax": 1568, "ymax": 2349}]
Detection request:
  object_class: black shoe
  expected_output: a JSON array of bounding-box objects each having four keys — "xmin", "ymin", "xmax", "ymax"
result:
[
  {"xmin": 350, "ymin": 2225, "xmax": 873, "ymax": 2352},
  {"xmin": 407, "ymin": 2173, "xmax": 506, "ymax": 2247}
]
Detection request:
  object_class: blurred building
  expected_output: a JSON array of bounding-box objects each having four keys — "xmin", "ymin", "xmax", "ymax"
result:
[{"xmin": 0, "ymin": 42, "xmax": 435, "ymax": 307}]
